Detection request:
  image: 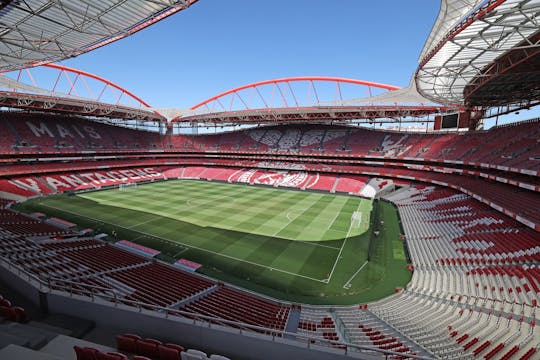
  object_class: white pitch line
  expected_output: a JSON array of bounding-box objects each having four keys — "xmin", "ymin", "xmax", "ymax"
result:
[
  {"xmin": 285, "ymin": 208, "xmax": 308, "ymax": 222},
  {"xmin": 39, "ymin": 203, "xmax": 327, "ymax": 283},
  {"xmin": 85, "ymin": 187, "xmax": 342, "ymax": 248},
  {"xmin": 325, "ymin": 232, "xmax": 349, "ymax": 284},
  {"xmin": 127, "ymin": 215, "xmax": 162, "ymax": 229},
  {"xmin": 326, "ymin": 208, "xmax": 342, "ymax": 230},
  {"xmin": 131, "ymin": 234, "xmax": 146, "ymax": 242},
  {"xmin": 271, "ymin": 207, "xmax": 342, "ymax": 249},
  {"xmin": 273, "ymin": 207, "xmax": 310, "ymax": 236},
  {"xmin": 325, "ymin": 201, "xmax": 364, "ymax": 283},
  {"xmin": 172, "ymin": 247, "xmax": 190, "ymax": 258},
  {"xmin": 342, "ymin": 260, "xmax": 369, "ymax": 289},
  {"xmin": 296, "ymin": 240, "xmax": 341, "ymax": 250}
]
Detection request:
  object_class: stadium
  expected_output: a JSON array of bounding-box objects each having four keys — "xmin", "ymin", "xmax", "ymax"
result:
[{"xmin": 0, "ymin": 0, "xmax": 538, "ymax": 359}]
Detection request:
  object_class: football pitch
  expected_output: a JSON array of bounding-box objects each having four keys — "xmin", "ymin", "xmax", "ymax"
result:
[{"xmin": 20, "ymin": 180, "xmax": 411, "ymax": 304}]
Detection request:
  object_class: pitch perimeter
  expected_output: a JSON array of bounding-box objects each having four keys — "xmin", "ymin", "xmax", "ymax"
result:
[{"xmin": 19, "ymin": 180, "xmax": 411, "ymax": 304}]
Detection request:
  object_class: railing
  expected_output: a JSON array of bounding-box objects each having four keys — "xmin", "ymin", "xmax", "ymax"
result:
[
  {"xmin": 489, "ymin": 116, "xmax": 540, "ymax": 130},
  {"xmin": 329, "ymin": 309, "xmax": 352, "ymax": 345},
  {"xmin": 0, "ymin": 255, "xmax": 432, "ymax": 359}
]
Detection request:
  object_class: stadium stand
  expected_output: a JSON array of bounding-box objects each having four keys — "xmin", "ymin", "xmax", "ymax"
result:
[
  {"xmin": 1, "ymin": 166, "xmax": 540, "ymax": 350},
  {"xmin": 297, "ymin": 309, "xmax": 343, "ymax": 345},
  {"xmin": 0, "ymin": 280, "xmax": 230, "ymax": 360},
  {"xmin": 334, "ymin": 175, "xmax": 369, "ymax": 194},
  {"xmin": 366, "ymin": 185, "xmax": 540, "ymax": 359},
  {"xmin": 0, "ymin": 205, "xmax": 295, "ymax": 334},
  {"xmin": 0, "ymin": 179, "xmax": 38, "ymax": 198},
  {"xmin": 1, "ymin": 118, "xmax": 539, "ymax": 229},
  {"xmin": 308, "ymin": 173, "xmax": 340, "ymax": 192},
  {"xmin": 1, "ymin": 114, "xmax": 538, "ymax": 170},
  {"xmin": 275, "ymin": 181, "xmax": 540, "ymax": 359},
  {"xmin": 179, "ymin": 286, "xmax": 290, "ymax": 332},
  {"xmin": 0, "ymin": 116, "xmax": 540, "ymax": 359},
  {"xmin": 1, "ymin": 112, "xmax": 163, "ymax": 153}
]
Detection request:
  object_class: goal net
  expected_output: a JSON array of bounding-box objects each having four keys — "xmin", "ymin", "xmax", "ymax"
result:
[
  {"xmin": 351, "ymin": 211, "xmax": 362, "ymax": 228},
  {"xmin": 119, "ymin": 182, "xmax": 138, "ymax": 191}
]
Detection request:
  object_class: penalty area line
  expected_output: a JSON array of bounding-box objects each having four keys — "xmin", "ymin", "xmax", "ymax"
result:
[
  {"xmin": 172, "ymin": 247, "xmax": 190, "ymax": 258},
  {"xmin": 127, "ymin": 215, "xmax": 162, "ymax": 229},
  {"xmin": 342, "ymin": 260, "xmax": 369, "ymax": 289},
  {"xmin": 325, "ymin": 202, "xmax": 364, "ymax": 284},
  {"xmin": 273, "ymin": 207, "xmax": 310, "ymax": 236}
]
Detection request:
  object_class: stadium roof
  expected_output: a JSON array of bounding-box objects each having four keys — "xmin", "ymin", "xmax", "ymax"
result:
[
  {"xmin": 0, "ymin": 63, "xmax": 165, "ymax": 121},
  {"xmin": 166, "ymin": 77, "xmax": 451, "ymax": 125},
  {"xmin": 0, "ymin": 0, "xmax": 537, "ymax": 123},
  {"xmin": 0, "ymin": 0, "xmax": 197, "ymax": 71},
  {"xmin": 416, "ymin": 0, "xmax": 540, "ymax": 107}
]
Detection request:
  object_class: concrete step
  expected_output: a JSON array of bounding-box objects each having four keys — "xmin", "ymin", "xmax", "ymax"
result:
[
  {"xmin": 0, "ymin": 331, "xmax": 31, "ymax": 349},
  {"xmin": 0, "ymin": 344, "xmax": 63, "ymax": 359},
  {"xmin": 27, "ymin": 321, "xmax": 73, "ymax": 337},
  {"xmin": 0, "ymin": 323, "xmax": 52, "ymax": 349},
  {"xmin": 41, "ymin": 314, "xmax": 95, "ymax": 339},
  {"xmin": 41, "ymin": 334, "xmax": 116, "ymax": 360}
]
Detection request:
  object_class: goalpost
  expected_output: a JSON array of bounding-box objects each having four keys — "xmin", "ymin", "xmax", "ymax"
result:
[
  {"xmin": 119, "ymin": 182, "xmax": 138, "ymax": 191},
  {"xmin": 351, "ymin": 211, "xmax": 362, "ymax": 228}
]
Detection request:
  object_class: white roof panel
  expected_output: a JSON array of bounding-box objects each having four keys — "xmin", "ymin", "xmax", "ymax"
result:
[
  {"xmin": 416, "ymin": 0, "xmax": 540, "ymax": 105},
  {"xmin": 0, "ymin": 0, "xmax": 198, "ymax": 71}
]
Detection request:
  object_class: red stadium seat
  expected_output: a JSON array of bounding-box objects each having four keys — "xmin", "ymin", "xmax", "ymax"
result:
[
  {"xmin": 115, "ymin": 334, "xmax": 140, "ymax": 353},
  {"xmin": 74, "ymin": 346, "xmax": 100, "ymax": 360},
  {"xmin": 96, "ymin": 352, "xmax": 128, "ymax": 360},
  {"xmin": 158, "ymin": 343, "xmax": 183, "ymax": 360},
  {"xmin": 136, "ymin": 338, "xmax": 162, "ymax": 358}
]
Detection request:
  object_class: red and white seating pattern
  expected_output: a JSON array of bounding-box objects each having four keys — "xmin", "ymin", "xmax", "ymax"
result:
[
  {"xmin": 1, "ymin": 112, "xmax": 162, "ymax": 153},
  {"xmin": 296, "ymin": 307, "xmax": 420, "ymax": 356},
  {"xmin": 164, "ymin": 120, "xmax": 540, "ymax": 172},
  {"xmin": 359, "ymin": 178, "xmax": 394, "ymax": 199},
  {"xmin": 176, "ymin": 166, "xmax": 368, "ymax": 194},
  {"xmin": 334, "ymin": 175, "xmax": 368, "ymax": 194},
  {"xmin": 385, "ymin": 186, "xmax": 539, "ymax": 266},
  {"xmin": 370, "ymin": 291, "xmax": 538, "ymax": 360},
  {"xmin": 297, "ymin": 309, "xmax": 343, "ymax": 346},
  {"xmin": 0, "ymin": 168, "xmax": 165, "ymax": 198},
  {"xmin": 307, "ymin": 173, "xmax": 339, "ymax": 192},
  {"xmin": 0, "ymin": 206, "xmax": 292, "ymax": 334},
  {"xmin": 0, "ymin": 179, "xmax": 38, "ymax": 199},
  {"xmin": 370, "ymin": 185, "xmax": 540, "ymax": 359},
  {"xmin": 334, "ymin": 307, "xmax": 418, "ymax": 357},
  {"xmin": 1, "ymin": 113, "xmax": 539, "ymax": 173},
  {"xmin": 180, "ymin": 286, "xmax": 290, "ymax": 331}
]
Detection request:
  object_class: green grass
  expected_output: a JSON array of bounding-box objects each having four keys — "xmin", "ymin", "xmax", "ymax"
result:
[{"xmin": 16, "ymin": 180, "xmax": 411, "ymax": 305}]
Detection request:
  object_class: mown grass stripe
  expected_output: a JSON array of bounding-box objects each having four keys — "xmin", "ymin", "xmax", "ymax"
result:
[{"xmin": 16, "ymin": 180, "xmax": 412, "ymax": 305}]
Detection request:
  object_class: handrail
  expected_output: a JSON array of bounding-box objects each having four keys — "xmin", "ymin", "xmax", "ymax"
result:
[
  {"xmin": 0, "ymin": 255, "xmax": 431, "ymax": 359},
  {"xmin": 488, "ymin": 116, "xmax": 540, "ymax": 130}
]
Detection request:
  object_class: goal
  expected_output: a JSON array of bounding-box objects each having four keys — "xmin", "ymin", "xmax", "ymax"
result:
[
  {"xmin": 119, "ymin": 182, "xmax": 138, "ymax": 191},
  {"xmin": 351, "ymin": 211, "xmax": 362, "ymax": 228}
]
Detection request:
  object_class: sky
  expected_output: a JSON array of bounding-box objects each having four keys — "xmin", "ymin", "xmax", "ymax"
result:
[
  {"xmin": 59, "ymin": 0, "xmax": 439, "ymax": 110},
  {"xmin": 31, "ymin": 0, "xmax": 540, "ymax": 127}
]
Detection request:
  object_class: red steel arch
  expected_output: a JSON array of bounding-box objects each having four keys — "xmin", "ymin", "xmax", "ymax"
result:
[
  {"xmin": 174, "ymin": 76, "xmax": 453, "ymax": 125},
  {"xmin": 42, "ymin": 63, "xmax": 155, "ymax": 110},
  {"xmin": 190, "ymin": 76, "xmax": 401, "ymax": 111},
  {"xmin": 5, "ymin": 63, "xmax": 163, "ymax": 118},
  {"xmin": 1, "ymin": 63, "xmax": 165, "ymax": 121}
]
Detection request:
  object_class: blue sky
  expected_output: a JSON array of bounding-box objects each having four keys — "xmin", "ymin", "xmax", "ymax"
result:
[
  {"xmin": 60, "ymin": 0, "xmax": 439, "ymax": 109},
  {"xmin": 55, "ymin": 0, "xmax": 540, "ymax": 127}
]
